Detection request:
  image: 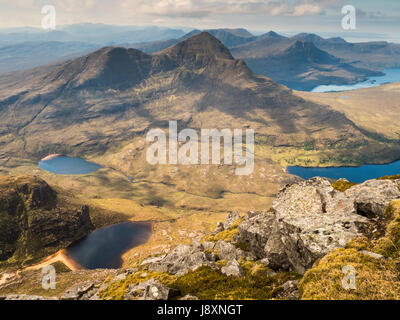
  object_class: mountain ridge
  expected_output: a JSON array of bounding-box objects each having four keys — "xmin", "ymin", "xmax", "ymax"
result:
[{"xmin": 0, "ymin": 31, "xmax": 397, "ymax": 169}]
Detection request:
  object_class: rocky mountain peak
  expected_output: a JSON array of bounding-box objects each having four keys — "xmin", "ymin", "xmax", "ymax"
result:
[
  {"xmin": 281, "ymin": 40, "xmax": 339, "ymax": 64},
  {"xmin": 264, "ymin": 31, "xmax": 283, "ymax": 38},
  {"xmin": 44, "ymin": 46, "xmax": 158, "ymax": 90},
  {"xmin": 162, "ymin": 32, "xmax": 234, "ymax": 67}
]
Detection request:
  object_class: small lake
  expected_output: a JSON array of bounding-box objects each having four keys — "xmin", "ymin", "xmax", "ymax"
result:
[
  {"xmin": 311, "ymin": 68, "xmax": 400, "ymax": 93},
  {"xmin": 287, "ymin": 160, "xmax": 400, "ymax": 183},
  {"xmin": 65, "ymin": 222, "xmax": 153, "ymax": 269},
  {"xmin": 39, "ymin": 156, "xmax": 102, "ymax": 175}
]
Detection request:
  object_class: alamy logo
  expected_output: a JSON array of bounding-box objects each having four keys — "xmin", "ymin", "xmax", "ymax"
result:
[
  {"xmin": 41, "ymin": 265, "xmax": 56, "ymax": 290},
  {"xmin": 342, "ymin": 265, "xmax": 356, "ymax": 290},
  {"xmin": 146, "ymin": 121, "xmax": 254, "ymax": 176},
  {"xmin": 41, "ymin": 5, "xmax": 56, "ymax": 30},
  {"xmin": 342, "ymin": 5, "xmax": 356, "ymax": 30}
]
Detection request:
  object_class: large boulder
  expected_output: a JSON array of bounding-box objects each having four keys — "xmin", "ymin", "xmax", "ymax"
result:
[
  {"xmin": 60, "ymin": 282, "xmax": 96, "ymax": 300},
  {"xmin": 345, "ymin": 179, "xmax": 400, "ymax": 218},
  {"xmin": 223, "ymin": 211, "xmax": 240, "ymax": 230},
  {"xmin": 125, "ymin": 279, "xmax": 179, "ymax": 300},
  {"xmin": 237, "ymin": 177, "xmax": 400, "ymax": 274},
  {"xmin": 275, "ymin": 280, "xmax": 300, "ymax": 300},
  {"xmin": 238, "ymin": 211, "xmax": 275, "ymax": 259},
  {"xmin": 221, "ymin": 260, "xmax": 244, "ymax": 278},
  {"xmin": 214, "ymin": 240, "xmax": 244, "ymax": 261},
  {"xmin": 148, "ymin": 243, "xmax": 216, "ymax": 276},
  {"xmin": 268, "ymin": 177, "xmax": 371, "ymax": 273}
]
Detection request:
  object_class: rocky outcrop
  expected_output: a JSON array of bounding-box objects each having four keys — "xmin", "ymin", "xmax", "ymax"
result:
[
  {"xmin": 238, "ymin": 211, "xmax": 275, "ymax": 259},
  {"xmin": 223, "ymin": 211, "xmax": 240, "ymax": 230},
  {"xmin": 275, "ymin": 280, "xmax": 300, "ymax": 300},
  {"xmin": 147, "ymin": 243, "xmax": 217, "ymax": 276},
  {"xmin": 124, "ymin": 279, "xmax": 179, "ymax": 300},
  {"xmin": 214, "ymin": 240, "xmax": 244, "ymax": 261},
  {"xmin": 0, "ymin": 175, "xmax": 94, "ymax": 264},
  {"xmin": 221, "ymin": 260, "xmax": 244, "ymax": 277},
  {"xmin": 238, "ymin": 177, "xmax": 400, "ymax": 274},
  {"xmin": 60, "ymin": 282, "xmax": 96, "ymax": 300},
  {"xmin": 345, "ymin": 179, "xmax": 400, "ymax": 219}
]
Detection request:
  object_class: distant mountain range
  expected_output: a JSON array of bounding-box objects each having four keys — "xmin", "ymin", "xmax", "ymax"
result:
[
  {"xmin": 0, "ymin": 24, "xmax": 186, "ymax": 45},
  {"xmin": 0, "ymin": 24, "xmax": 186, "ymax": 74},
  {"xmin": 130, "ymin": 28, "xmax": 399, "ymax": 90},
  {"xmin": 0, "ymin": 32, "xmax": 396, "ymax": 166},
  {"xmin": 230, "ymin": 33, "xmax": 385, "ymax": 90},
  {"xmin": 1, "ymin": 26, "xmax": 400, "ymax": 89},
  {"xmin": 0, "ymin": 41, "xmax": 101, "ymax": 75}
]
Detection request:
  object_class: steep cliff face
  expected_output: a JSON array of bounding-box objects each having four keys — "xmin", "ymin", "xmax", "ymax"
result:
[{"xmin": 0, "ymin": 175, "xmax": 94, "ymax": 266}]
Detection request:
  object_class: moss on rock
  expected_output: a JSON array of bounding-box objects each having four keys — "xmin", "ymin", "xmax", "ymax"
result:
[
  {"xmin": 170, "ymin": 262, "xmax": 299, "ymax": 300},
  {"xmin": 99, "ymin": 271, "xmax": 177, "ymax": 300},
  {"xmin": 372, "ymin": 200, "xmax": 400, "ymax": 259},
  {"xmin": 203, "ymin": 218, "xmax": 243, "ymax": 243},
  {"xmin": 378, "ymin": 174, "xmax": 400, "ymax": 180},
  {"xmin": 331, "ymin": 180, "xmax": 357, "ymax": 192},
  {"xmin": 299, "ymin": 248, "xmax": 400, "ymax": 300}
]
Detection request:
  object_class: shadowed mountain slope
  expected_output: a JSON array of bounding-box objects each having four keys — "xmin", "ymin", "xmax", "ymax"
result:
[
  {"xmin": 0, "ymin": 32, "xmax": 397, "ymax": 165},
  {"xmin": 131, "ymin": 30, "xmax": 385, "ymax": 90},
  {"xmin": 231, "ymin": 35, "xmax": 383, "ymax": 90},
  {"xmin": 292, "ymin": 33, "xmax": 400, "ymax": 69},
  {"xmin": 239, "ymin": 40, "xmax": 382, "ymax": 90}
]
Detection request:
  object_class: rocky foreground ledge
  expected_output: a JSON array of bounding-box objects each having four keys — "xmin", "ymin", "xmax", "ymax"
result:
[{"xmin": 1, "ymin": 176, "xmax": 400, "ymax": 300}]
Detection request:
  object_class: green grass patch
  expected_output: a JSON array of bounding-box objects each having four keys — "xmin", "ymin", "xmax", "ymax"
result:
[
  {"xmin": 372, "ymin": 200, "xmax": 400, "ymax": 259},
  {"xmin": 299, "ymin": 248, "xmax": 400, "ymax": 300},
  {"xmin": 331, "ymin": 180, "xmax": 357, "ymax": 192},
  {"xmin": 170, "ymin": 265, "xmax": 300, "ymax": 300},
  {"xmin": 203, "ymin": 218, "xmax": 243, "ymax": 243},
  {"xmin": 378, "ymin": 174, "xmax": 400, "ymax": 180}
]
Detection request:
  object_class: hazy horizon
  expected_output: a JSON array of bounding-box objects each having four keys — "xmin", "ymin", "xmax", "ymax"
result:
[{"xmin": 0, "ymin": 0, "xmax": 399, "ymax": 43}]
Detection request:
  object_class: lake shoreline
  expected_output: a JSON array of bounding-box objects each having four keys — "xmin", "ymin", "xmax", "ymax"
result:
[
  {"xmin": 310, "ymin": 68, "xmax": 400, "ymax": 93},
  {"xmin": 64, "ymin": 221, "xmax": 154, "ymax": 270},
  {"xmin": 40, "ymin": 154, "xmax": 64, "ymax": 161},
  {"xmin": 287, "ymin": 158, "xmax": 400, "ymax": 183},
  {"xmin": 38, "ymin": 155, "xmax": 102, "ymax": 175}
]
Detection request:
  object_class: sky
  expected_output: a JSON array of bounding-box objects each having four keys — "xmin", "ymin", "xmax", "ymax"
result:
[{"xmin": 0, "ymin": 0, "xmax": 399, "ymax": 42}]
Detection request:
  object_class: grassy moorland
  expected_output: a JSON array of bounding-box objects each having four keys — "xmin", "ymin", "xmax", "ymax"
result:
[
  {"xmin": 300, "ymin": 199, "xmax": 400, "ymax": 300},
  {"xmin": 296, "ymin": 82, "xmax": 400, "ymax": 141}
]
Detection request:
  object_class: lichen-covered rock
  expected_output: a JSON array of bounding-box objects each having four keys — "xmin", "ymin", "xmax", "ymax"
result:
[
  {"xmin": 202, "ymin": 241, "xmax": 215, "ymax": 251},
  {"xmin": 223, "ymin": 211, "xmax": 240, "ymax": 230},
  {"xmin": 221, "ymin": 260, "xmax": 244, "ymax": 278},
  {"xmin": 214, "ymin": 240, "xmax": 244, "ymax": 261},
  {"xmin": 125, "ymin": 279, "xmax": 179, "ymax": 300},
  {"xmin": 236, "ymin": 177, "xmax": 400, "ymax": 274},
  {"xmin": 140, "ymin": 255, "xmax": 166, "ymax": 266},
  {"xmin": 60, "ymin": 282, "xmax": 96, "ymax": 300},
  {"xmin": 263, "ymin": 222, "xmax": 290, "ymax": 270},
  {"xmin": 345, "ymin": 179, "xmax": 400, "ymax": 218},
  {"xmin": 238, "ymin": 211, "xmax": 275, "ymax": 259},
  {"xmin": 0, "ymin": 175, "xmax": 94, "ymax": 264},
  {"xmin": 269, "ymin": 177, "xmax": 371, "ymax": 273},
  {"xmin": 215, "ymin": 222, "xmax": 225, "ymax": 233},
  {"xmin": 180, "ymin": 294, "xmax": 199, "ymax": 300},
  {"xmin": 148, "ymin": 244, "xmax": 216, "ymax": 276},
  {"xmin": 360, "ymin": 250, "xmax": 385, "ymax": 260},
  {"xmin": 275, "ymin": 280, "xmax": 300, "ymax": 300}
]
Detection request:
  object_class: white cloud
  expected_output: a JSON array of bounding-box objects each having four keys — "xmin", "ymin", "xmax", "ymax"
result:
[{"xmin": 129, "ymin": 0, "xmax": 338, "ymax": 18}]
